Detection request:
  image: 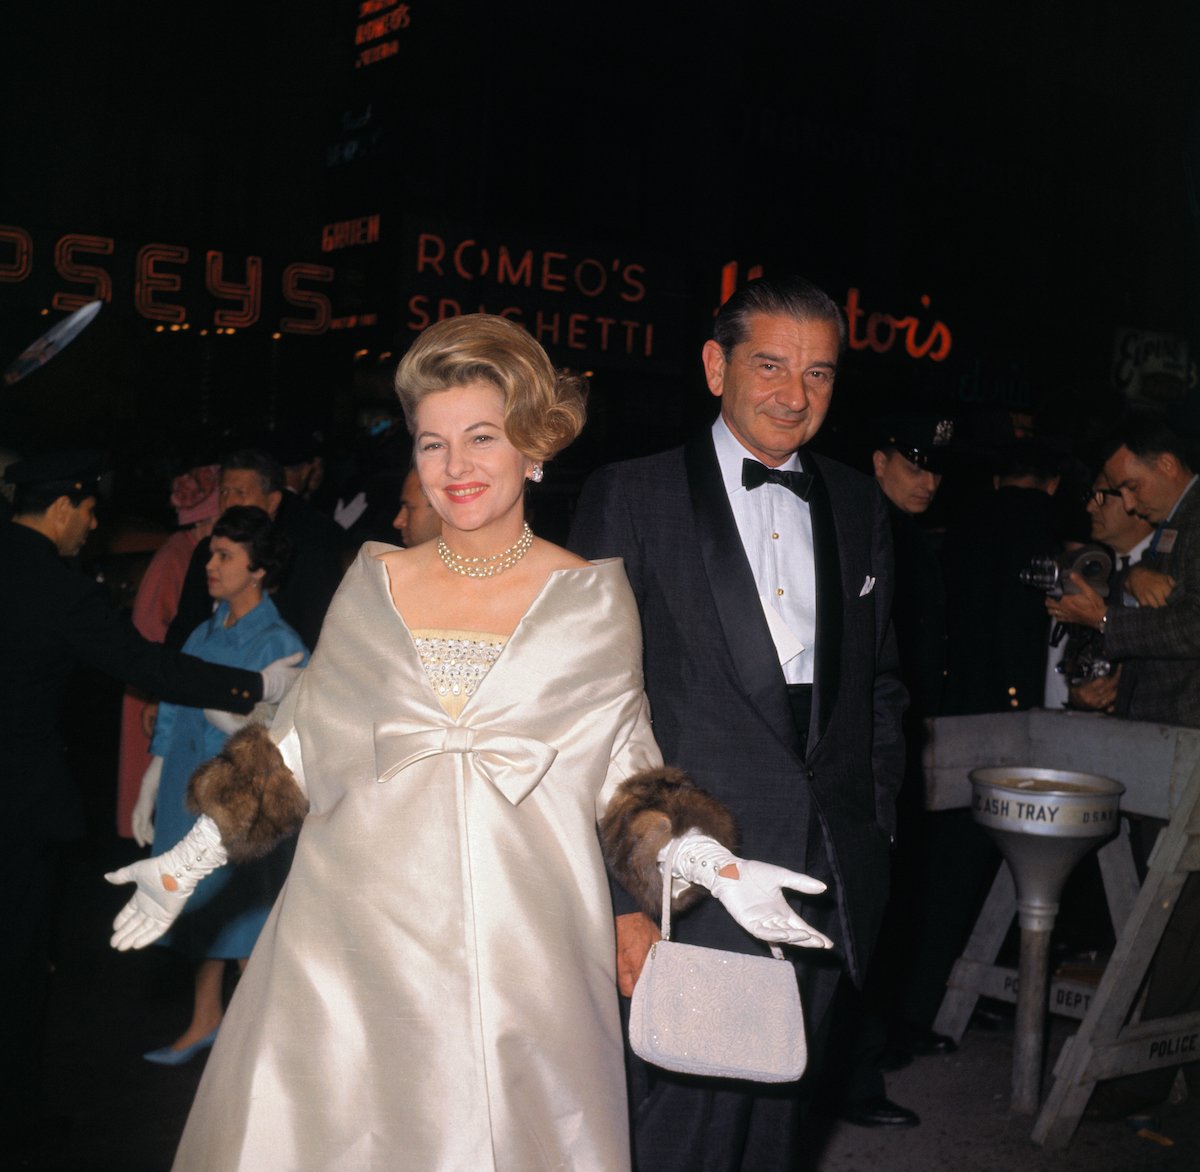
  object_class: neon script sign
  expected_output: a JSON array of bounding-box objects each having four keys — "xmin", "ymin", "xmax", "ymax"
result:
[{"xmin": 719, "ymin": 262, "xmax": 952, "ymax": 363}]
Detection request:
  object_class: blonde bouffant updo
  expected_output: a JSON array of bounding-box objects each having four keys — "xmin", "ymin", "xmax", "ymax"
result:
[{"xmin": 394, "ymin": 314, "xmax": 587, "ymax": 462}]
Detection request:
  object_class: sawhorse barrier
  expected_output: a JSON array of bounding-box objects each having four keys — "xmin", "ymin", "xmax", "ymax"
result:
[{"xmin": 923, "ymin": 709, "xmax": 1200, "ymax": 1147}]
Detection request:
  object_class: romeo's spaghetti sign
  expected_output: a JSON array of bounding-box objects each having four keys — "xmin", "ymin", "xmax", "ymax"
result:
[{"xmin": 400, "ymin": 227, "xmax": 685, "ymax": 371}]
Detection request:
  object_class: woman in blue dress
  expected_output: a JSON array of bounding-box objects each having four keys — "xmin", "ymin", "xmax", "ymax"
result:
[{"xmin": 131, "ymin": 505, "xmax": 309, "ymax": 1064}]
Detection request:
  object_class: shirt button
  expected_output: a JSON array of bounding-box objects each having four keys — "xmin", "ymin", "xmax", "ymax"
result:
[
  {"xmin": 772, "ymin": 532, "xmax": 780, "ymax": 540},
  {"xmin": 776, "ymin": 588, "xmax": 784, "ymax": 596}
]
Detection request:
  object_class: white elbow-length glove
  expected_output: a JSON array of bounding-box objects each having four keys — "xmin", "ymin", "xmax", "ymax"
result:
[
  {"xmin": 260, "ymin": 651, "xmax": 304, "ymax": 704},
  {"xmin": 130, "ymin": 756, "xmax": 163, "ymax": 848},
  {"xmin": 665, "ymin": 831, "xmax": 834, "ymax": 949},
  {"xmin": 203, "ymin": 699, "xmax": 278, "ymax": 737},
  {"xmin": 104, "ymin": 815, "xmax": 228, "ymax": 951}
]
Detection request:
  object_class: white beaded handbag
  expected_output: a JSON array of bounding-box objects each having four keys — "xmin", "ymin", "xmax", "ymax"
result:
[{"xmin": 628, "ymin": 841, "xmax": 808, "ymax": 1083}]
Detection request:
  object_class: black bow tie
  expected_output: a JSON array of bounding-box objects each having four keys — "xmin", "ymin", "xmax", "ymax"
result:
[{"xmin": 742, "ymin": 459, "xmax": 813, "ymax": 500}]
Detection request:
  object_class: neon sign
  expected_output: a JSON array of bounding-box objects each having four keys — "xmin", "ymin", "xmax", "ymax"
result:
[
  {"xmin": 354, "ymin": 0, "xmax": 411, "ymax": 69},
  {"xmin": 719, "ymin": 262, "xmax": 953, "ymax": 363},
  {"xmin": 405, "ymin": 230, "xmax": 661, "ymax": 361},
  {"xmin": 0, "ymin": 225, "xmax": 334, "ymax": 335}
]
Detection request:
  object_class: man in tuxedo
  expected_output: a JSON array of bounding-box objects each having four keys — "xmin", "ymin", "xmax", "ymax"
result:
[{"xmin": 570, "ymin": 276, "xmax": 906, "ymax": 1170}]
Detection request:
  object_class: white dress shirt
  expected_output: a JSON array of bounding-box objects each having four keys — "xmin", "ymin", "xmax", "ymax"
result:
[{"xmin": 712, "ymin": 416, "xmax": 817, "ymax": 684}]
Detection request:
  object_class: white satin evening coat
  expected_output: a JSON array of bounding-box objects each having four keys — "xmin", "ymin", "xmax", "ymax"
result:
[{"xmin": 173, "ymin": 546, "xmax": 661, "ymax": 1171}]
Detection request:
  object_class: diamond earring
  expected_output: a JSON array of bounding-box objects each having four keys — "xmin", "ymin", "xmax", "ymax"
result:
[{"xmin": 530, "ymin": 464, "xmax": 544, "ymax": 483}]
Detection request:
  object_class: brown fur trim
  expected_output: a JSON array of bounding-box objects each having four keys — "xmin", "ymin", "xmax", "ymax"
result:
[
  {"xmin": 599, "ymin": 766, "xmax": 738, "ymax": 919},
  {"xmin": 186, "ymin": 724, "xmax": 309, "ymax": 863}
]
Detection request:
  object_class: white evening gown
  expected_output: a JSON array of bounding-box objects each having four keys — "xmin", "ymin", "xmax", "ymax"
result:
[{"xmin": 173, "ymin": 545, "xmax": 660, "ymax": 1171}]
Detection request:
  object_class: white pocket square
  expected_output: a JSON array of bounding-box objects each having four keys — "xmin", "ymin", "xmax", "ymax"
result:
[{"xmin": 859, "ymin": 575, "xmax": 875, "ymax": 597}]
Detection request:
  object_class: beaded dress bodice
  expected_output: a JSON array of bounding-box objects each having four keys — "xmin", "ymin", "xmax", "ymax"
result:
[{"xmin": 411, "ymin": 628, "xmax": 508, "ymax": 719}]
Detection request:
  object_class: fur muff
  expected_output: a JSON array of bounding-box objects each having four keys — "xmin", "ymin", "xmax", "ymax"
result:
[
  {"xmin": 187, "ymin": 724, "xmax": 309, "ymax": 863},
  {"xmin": 599, "ymin": 766, "xmax": 738, "ymax": 919}
]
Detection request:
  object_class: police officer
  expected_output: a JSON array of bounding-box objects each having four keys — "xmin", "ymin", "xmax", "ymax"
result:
[
  {"xmin": 0, "ymin": 451, "xmax": 302, "ymax": 1146},
  {"xmin": 829, "ymin": 416, "xmax": 956, "ymax": 1128}
]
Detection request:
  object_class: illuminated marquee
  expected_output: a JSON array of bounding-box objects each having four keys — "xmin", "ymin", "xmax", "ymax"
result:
[
  {"xmin": 354, "ymin": 0, "xmax": 411, "ymax": 69},
  {"xmin": 321, "ymin": 214, "xmax": 382, "ymax": 252},
  {"xmin": 720, "ymin": 262, "xmax": 953, "ymax": 363},
  {"xmin": 405, "ymin": 230, "xmax": 665, "ymax": 363},
  {"xmin": 0, "ymin": 225, "xmax": 333, "ymax": 335}
]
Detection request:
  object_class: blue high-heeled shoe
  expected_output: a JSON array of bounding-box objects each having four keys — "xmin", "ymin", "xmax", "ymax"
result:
[{"xmin": 143, "ymin": 1027, "xmax": 219, "ymax": 1066}]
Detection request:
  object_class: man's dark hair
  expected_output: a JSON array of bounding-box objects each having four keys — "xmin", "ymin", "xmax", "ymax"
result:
[
  {"xmin": 212, "ymin": 505, "xmax": 291, "ymax": 589},
  {"xmin": 712, "ymin": 276, "xmax": 846, "ymax": 357},
  {"xmin": 221, "ymin": 448, "xmax": 285, "ymax": 496},
  {"xmin": 1118, "ymin": 415, "xmax": 1195, "ymax": 473},
  {"xmin": 12, "ymin": 482, "xmax": 93, "ymax": 517}
]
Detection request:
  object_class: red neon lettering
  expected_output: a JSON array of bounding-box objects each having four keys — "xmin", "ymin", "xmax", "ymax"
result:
[
  {"xmin": 540, "ymin": 252, "xmax": 567, "ymax": 293},
  {"xmin": 51, "ymin": 234, "xmax": 114, "ymax": 310},
  {"xmin": 206, "ymin": 251, "xmax": 262, "ymax": 328},
  {"xmin": 453, "ymin": 239, "xmax": 490, "ymax": 280},
  {"xmin": 406, "ymin": 294, "xmax": 431, "ymax": 330},
  {"xmin": 567, "ymin": 313, "xmax": 588, "ymax": 349},
  {"xmin": 865, "ymin": 312, "xmax": 896, "ymax": 354},
  {"xmin": 135, "ymin": 244, "xmax": 189, "ymax": 324},
  {"xmin": 0, "ymin": 225, "xmax": 33, "ymax": 283},
  {"xmin": 280, "ymin": 264, "xmax": 333, "ymax": 335},
  {"xmin": 844, "ymin": 287, "xmax": 868, "ymax": 352},
  {"xmin": 534, "ymin": 310, "xmax": 560, "ymax": 344},
  {"xmin": 620, "ymin": 263, "xmax": 646, "ymax": 303},
  {"xmin": 497, "ymin": 246, "xmax": 533, "ymax": 287},
  {"xmin": 416, "ymin": 233, "xmax": 446, "ymax": 276},
  {"xmin": 574, "ymin": 258, "xmax": 607, "ymax": 297}
]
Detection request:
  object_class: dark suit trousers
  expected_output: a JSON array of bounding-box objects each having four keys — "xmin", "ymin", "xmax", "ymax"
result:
[{"xmin": 626, "ymin": 805, "xmax": 844, "ymax": 1172}]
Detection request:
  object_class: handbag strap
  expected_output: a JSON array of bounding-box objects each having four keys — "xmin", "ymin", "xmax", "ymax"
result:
[
  {"xmin": 660, "ymin": 838, "xmax": 682, "ymax": 940},
  {"xmin": 660, "ymin": 839, "xmax": 785, "ymax": 961}
]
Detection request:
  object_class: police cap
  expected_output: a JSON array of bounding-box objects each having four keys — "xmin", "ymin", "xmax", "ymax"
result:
[
  {"xmin": 872, "ymin": 415, "xmax": 956, "ymax": 473},
  {"xmin": 4, "ymin": 450, "xmax": 104, "ymax": 496}
]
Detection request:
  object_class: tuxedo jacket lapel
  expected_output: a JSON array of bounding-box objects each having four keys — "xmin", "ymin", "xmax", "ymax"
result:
[
  {"xmin": 805, "ymin": 456, "xmax": 844, "ymax": 751},
  {"xmin": 684, "ymin": 433, "xmax": 804, "ymax": 760}
]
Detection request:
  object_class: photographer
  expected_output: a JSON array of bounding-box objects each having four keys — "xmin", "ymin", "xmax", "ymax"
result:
[
  {"xmin": 1047, "ymin": 418, "xmax": 1200, "ymax": 1117},
  {"xmin": 1044, "ymin": 467, "xmax": 1153, "ymax": 712}
]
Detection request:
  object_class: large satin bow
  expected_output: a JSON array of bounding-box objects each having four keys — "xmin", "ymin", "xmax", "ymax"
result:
[{"xmin": 373, "ymin": 722, "xmax": 558, "ymax": 806}]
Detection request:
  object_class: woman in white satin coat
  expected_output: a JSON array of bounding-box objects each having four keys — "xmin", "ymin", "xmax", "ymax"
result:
[{"xmin": 108, "ymin": 314, "xmax": 832, "ymax": 1171}]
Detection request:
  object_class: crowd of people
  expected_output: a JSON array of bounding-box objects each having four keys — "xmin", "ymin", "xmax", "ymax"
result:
[{"xmin": 2, "ymin": 275, "xmax": 1197, "ymax": 1168}]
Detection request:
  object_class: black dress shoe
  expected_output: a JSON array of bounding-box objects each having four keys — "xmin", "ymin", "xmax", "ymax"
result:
[
  {"xmin": 908, "ymin": 1029, "xmax": 957, "ymax": 1057},
  {"xmin": 840, "ymin": 1095, "xmax": 921, "ymax": 1127}
]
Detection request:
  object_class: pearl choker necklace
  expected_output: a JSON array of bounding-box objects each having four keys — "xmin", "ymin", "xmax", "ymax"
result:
[{"xmin": 437, "ymin": 523, "xmax": 534, "ymax": 578}]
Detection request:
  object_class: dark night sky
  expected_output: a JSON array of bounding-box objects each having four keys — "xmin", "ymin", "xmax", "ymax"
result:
[{"xmin": 2, "ymin": 1, "xmax": 1198, "ymax": 472}]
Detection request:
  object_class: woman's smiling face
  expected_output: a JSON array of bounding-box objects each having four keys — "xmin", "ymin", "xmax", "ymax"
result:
[{"xmin": 413, "ymin": 379, "xmax": 533, "ymax": 538}]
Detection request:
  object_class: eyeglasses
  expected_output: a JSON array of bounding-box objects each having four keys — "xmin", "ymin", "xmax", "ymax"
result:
[{"xmin": 1085, "ymin": 487, "xmax": 1123, "ymax": 506}]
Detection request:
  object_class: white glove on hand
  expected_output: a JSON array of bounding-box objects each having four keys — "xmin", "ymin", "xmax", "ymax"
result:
[
  {"xmin": 203, "ymin": 707, "xmax": 246, "ymax": 735},
  {"xmin": 260, "ymin": 651, "xmax": 304, "ymax": 704},
  {"xmin": 130, "ymin": 756, "xmax": 163, "ymax": 848},
  {"xmin": 204, "ymin": 699, "xmax": 277, "ymax": 736},
  {"xmin": 105, "ymin": 814, "xmax": 228, "ymax": 951},
  {"xmin": 667, "ymin": 831, "xmax": 834, "ymax": 950}
]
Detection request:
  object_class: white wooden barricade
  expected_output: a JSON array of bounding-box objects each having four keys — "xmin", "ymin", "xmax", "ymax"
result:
[{"xmin": 922, "ymin": 709, "xmax": 1200, "ymax": 1147}]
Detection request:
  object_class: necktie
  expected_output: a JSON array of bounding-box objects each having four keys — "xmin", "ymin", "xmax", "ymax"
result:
[
  {"xmin": 1120, "ymin": 555, "xmax": 1130, "ymax": 570},
  {"xmin": 742, "ymin": 459, "xmax": 813, "ymax": 500}
]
